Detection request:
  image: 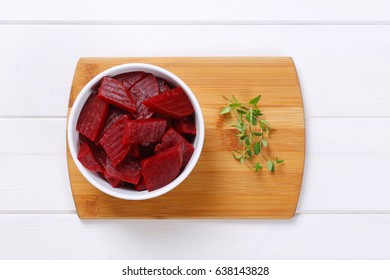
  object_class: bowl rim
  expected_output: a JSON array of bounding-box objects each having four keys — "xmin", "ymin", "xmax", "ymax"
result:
[{"xmin": 67, "ymin": 63, "xmax": 204, "ymax": 200}]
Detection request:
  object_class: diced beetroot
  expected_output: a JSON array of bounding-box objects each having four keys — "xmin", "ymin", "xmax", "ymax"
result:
[
  {"xmin": 76, "ymin": 94, "xmax": 109, "ymax": 141},
  {"xmin": 114, "ymin": 71, "xmax": 146, "ymax": 90},
  {"xmin": 91, "ymin": 145, "xmax": 107, "ymax": 169},
  {"xmin": 98, "ymin": 77, "xmax": 137, "ymax": 113},
  {"xmin": 142, "ymin": 144, "xmax": 183, "ymax": 191},
  {"xmin": 106, "ymin": 177, "xmax": 123, "ymax": 188},
  {"xmin": 143, "ymin": 87, "xmax": 194, "ymax": 119},
  {"xmin": 99, "ymin": 115, "xmax": 131, "ymax": 166},
  {"xmin": 105, "ymin": 157, "xmax": 142, "ymax": 185},
  {"xmin": 77, "ymin": 141, "xmax": 104, "ymax": 173},
  {"xmin": 154, "ymin": 127, "xmax": 194, "ymax": 168},
  {"xmin": 91, "ymin": 149, "xmax": 124, "ymax": 188},
  {"xmin": 173, "ymin": 117, "xmax": 196, "ymax": 135},
  {"xmin": 130, "ymin": 74, "xmax": 159, "ymax": 119},
  {"xmin": 139, "ymin": 143, "xmax": 157, "ymax": 159},
  {"xmin": 157, "ymin": 78, "xmax": 171, "ymax": 93},
  {"xmin": 122, "ymin": 118, "xmax": 167, "ymax": 144},
  {"xmin": 127, "ymin": 144, "xmax": 141, "ymax": 159},
  {"xmin": 135, "ymin": 178, "xmax": 147, "ymax": 191},
  {"xmin": 97, "ymin": 106, "xmax": 132, "ymax": 142}
]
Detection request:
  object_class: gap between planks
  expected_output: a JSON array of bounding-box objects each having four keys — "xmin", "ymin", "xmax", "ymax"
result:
[{"xmin": 1, "ymin": 21, "xmax": 390, "ymax": 26}]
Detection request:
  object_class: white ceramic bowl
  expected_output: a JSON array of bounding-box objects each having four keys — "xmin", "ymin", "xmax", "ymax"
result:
[{"xmin": 68, "ymin": 63, "xmax": 204, "ymax": 200}]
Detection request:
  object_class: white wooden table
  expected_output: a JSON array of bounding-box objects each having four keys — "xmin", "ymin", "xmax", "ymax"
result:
[{"xmin": 1, "ymin": 0, "xmax": 390, "ymax": 259}]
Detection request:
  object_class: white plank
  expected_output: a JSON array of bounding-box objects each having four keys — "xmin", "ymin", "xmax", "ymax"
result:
[
  {"xmin": 1, "ymin": 25, "xmax": 390, "ymax": 117},
  {"xmin": 0, "ymin": 119, "xmax": 66, "ymax": 155},
  {"xmin": 1, "ymin": 118, "xmax": 390, "ymax": 212},
  {"xmin": 0, "ymin": 214, "xmax": 389, "ymax": 259},
  {"xmin": 1, "ymin": 0, "xmax": 390, "ymax": 22},
  {"xmin": 0, "ymin": 155, "xmax": 74, "ymax": 212}
]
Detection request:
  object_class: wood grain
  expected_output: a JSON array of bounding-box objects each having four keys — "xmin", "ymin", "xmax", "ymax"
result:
[{"xmin": 67, "ymin": 57, "xmax": 305, "ymax": 219}]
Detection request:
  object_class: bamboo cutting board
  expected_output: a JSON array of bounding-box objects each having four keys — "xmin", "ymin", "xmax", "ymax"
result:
[{"xmin": 67, "ymin": 57, "xmax": 305, "ymax": 219}]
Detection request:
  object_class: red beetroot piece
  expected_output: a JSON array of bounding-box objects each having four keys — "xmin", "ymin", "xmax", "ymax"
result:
[
  {"xmin": 105, "ymin": 157, "xmax": 142, "ymax": 185},
  {"xmin": 99, "ymin": 115, "xmax": 131, "ymax": 166},
  {"xmin": 173, "ymin": 117, "xmax": 196, "ymax": 135},
  {"xmin": 91, "ymin": 147, "xmax": 124, "ymax": 188},
  {"xmin": 130, "ymin": 74, "xmax": 159, "ymax": 119},
  {"xmin": 76, "ymin": 94, "xmax": 109, "ymax": 141},
  {"xmin": 98, "ymin": 77, "xmax": 137, "ymax": 113},
  {"xmin": 114, "ymin": 71, "xmax": 145, "ymax": 90},
  {"xmin": 157, "ymin": 78, "xmax": 171, "ymax": 93},
  {"xmin": 97, "ymin": 106, "xmax": 132, "ymax": 142},
  {"xmin": 128, "ymin": 143, "xmax": 141, "ymax": 159},
  {"xmin": 123, "ymin": 118, "xmax": 167, "ymax": 144},
  {"xmin": 154, "ymin": 128, "xmax": 194, "ymax": 168},
  {"xmin": 106, "ymin": 177, "xmax": 123, "ymax": 188},
  {"xmin": 77, "ymin": 140, "xmax": 104, "ymax": 173},
  {"xmin": 143, "ymin": 87, "xmax": 194, "ymax": 119},
  {"xmin": 135, "ymin": 178, "xmax": 147, "ymax": 191},
  {"xmin": 142, "ymin": 144, "xmax": 183, "ymax": 191},
  {"xmin": 91, "ymin": 145, "xmax": 107, "ymax": 169}
]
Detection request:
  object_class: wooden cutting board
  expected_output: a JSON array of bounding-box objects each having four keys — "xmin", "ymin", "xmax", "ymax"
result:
[{"xmin": 67, "ymin": 57, "xmax": 305, "ymax": 219}]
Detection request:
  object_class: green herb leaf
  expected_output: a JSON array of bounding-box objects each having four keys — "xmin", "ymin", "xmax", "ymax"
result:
[
  {"xmin": 220, "ymin": 107, "xmax": 231, "ymax": 114},
  {"xmin": 259, "ymin": 122, "xmax": 265, "ymax": 131},
  {"xmin": 221, "ymin": 95, "xmax": 284, "ymax": 173},
  {"xmin": 261, "ymin": 120, "xmax": 271, "ymax": 128},
  {"xmin": 229, "ymin": 103, "xmax": 242, "ymax": 108},
  {"xmin": 253, "ymin": 141, "xmax": 261, "ymax": 155},
  {"xmin": 249, "ymin": 95, "xmax": 261, "ymax": 106},
  {"xmin": 255, "ymin": 162, "xmax": 262, "ymax": 172},
  {"xmin": 245, "ymin": 112, "xmax": 252, "ymax": 123},
  {"xmin": 251, "ymin": 116, "xmax": 257, "ymax": 126},
  {"xmin": 237, "ymin": 108, "xmax": 247, "ymax": 114},
  {"xmin": 233, "ymin": 151, "xmax": 241, "ymax": 160},
  {"xmin": 267, "ymin": 160, "xmax": 275, "ymax": 172}
]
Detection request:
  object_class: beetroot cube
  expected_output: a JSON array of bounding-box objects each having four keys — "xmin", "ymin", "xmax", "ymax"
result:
[
  {"xmin": 105, "ymin": 157, "xmax": 142, "ymax": 185},
  {"xmin": 123, "ymin": 118, "xmax": 167, "ymax": 144},
  {"xmin": 142, "ymin": 144, "xmax": 183, "ymax": 191},
  {"xmin": 139, "ymin": 143, "xmax": 157, "ymax": 159},
  {"xmin": 135, "ymin": 179, "xmax": 147, "ymax": 191},
  {"xmin": 173, "ymin": 117, "xmax": 196, "ymax": 135},
  {"xmin": 77, "ymin": 141, "xmax": 104, "ymax": 173},
  {"xmin": 154, "ymin": 127, "xmax": 194, "ymax": 168},
  {"xmin": 106, "ymin": 177, "xmax": 123, "ymax": 188},
  {"xmin": 143, "ymin": 87, "xmax": 194, "ymax": 119},
  {"xmin": 97, "ymin": 106, "xmax": 132, "ymax": 142},
  {"xmin": 128, "ymin": 144, "xmax": 141, "ymax": 159},
  {"xmin": 76, "ymin": 94, "xmax": 109, "ymax": 141},
  {"xmin": 91, "ymin": 145, "xmax": 107, "ymax": 169},
  {"xmin": 130, "ymin": 74, "xmax": 159, "ymax": 119},
  {"xmin": 98, "ymin": 77, "xmax": 137, "ymax": 113},
  {"xmin": 114, "ymin": 71, "xmax": 146, "ymax": 90},
  {"xmin": 157, "ymin": 78, "xmax": 171, "ymax": 93},
  {"xmin": 99, "ymin": 115, "xmax": 131, "ymax": 166}
]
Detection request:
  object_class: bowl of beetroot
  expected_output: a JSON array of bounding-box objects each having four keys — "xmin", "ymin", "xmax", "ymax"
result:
[{"xmin": 67, "ymin": 63, "xmax": 204, "ymax": 200}]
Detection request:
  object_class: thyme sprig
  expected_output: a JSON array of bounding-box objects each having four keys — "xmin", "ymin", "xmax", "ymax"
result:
[{"xmin": 220, "ymin": 95, "xmax": 284, "ymax": 172}]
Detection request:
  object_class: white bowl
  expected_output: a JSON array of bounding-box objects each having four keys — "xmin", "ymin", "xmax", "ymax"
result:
[{"xmin": 67, "ymin": 63, "xmax": 204, "ymax": 200}]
